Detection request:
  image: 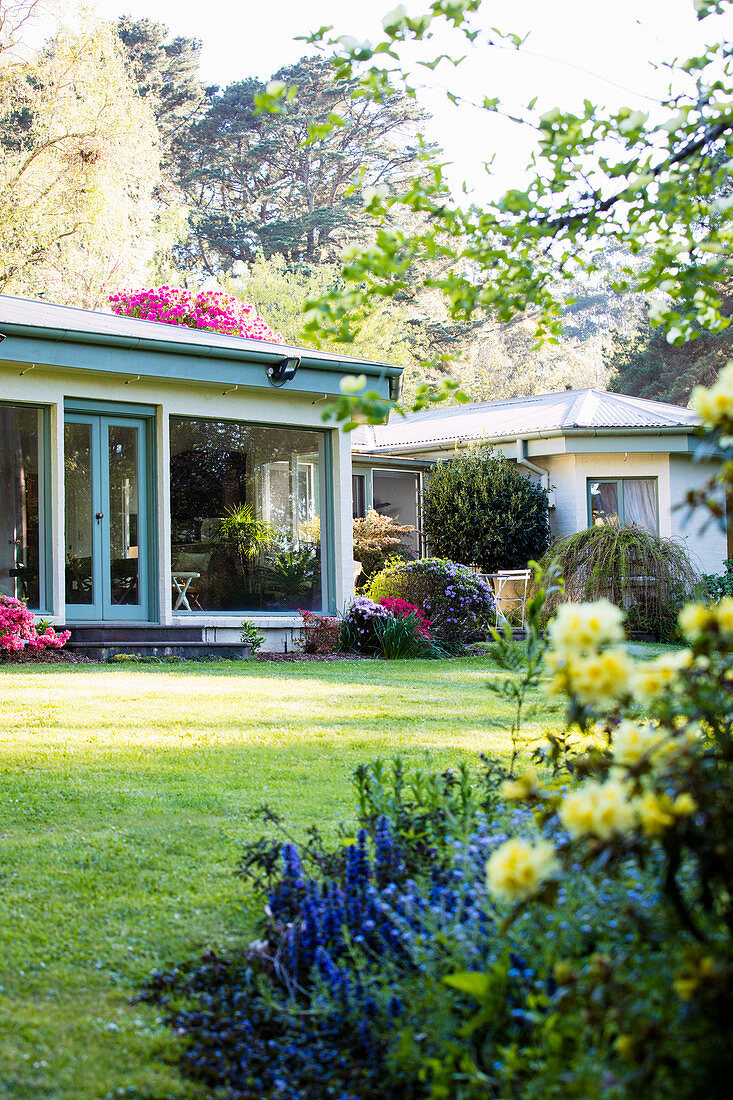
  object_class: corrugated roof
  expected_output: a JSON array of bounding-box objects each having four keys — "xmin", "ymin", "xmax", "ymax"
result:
[
  {"xmin": 353, "ymin": 388, "xmax": 700, "ymax": 452},
  {"xmin": 0, "ymin": 294, "xmax": 393, "ymax": 370}
]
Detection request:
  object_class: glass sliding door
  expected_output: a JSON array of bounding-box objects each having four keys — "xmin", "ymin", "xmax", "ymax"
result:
[
  {"xmin": 64, "ymin": 414, "xmax": 150, "ymax": 620},
  {"xmin": 0, "ymin": 404, "xmax": 47, "ymax": 609}
]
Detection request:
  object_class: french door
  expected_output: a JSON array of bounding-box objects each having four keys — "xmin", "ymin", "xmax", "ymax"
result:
[{"xmin": 64, "ymin": 413, "xmax": 150, "ymax": 621}]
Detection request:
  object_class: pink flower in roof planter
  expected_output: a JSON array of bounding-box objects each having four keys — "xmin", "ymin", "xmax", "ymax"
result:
[
  {"xmin": 0, "ymin": 595, "xmax": 70, "ymax": 653},
  {"xmin": 109, "ymin": 286, "xmax": 284, "ymax": 343}
]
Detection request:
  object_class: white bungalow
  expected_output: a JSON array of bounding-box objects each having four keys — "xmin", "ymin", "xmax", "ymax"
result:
[
  {"xmin": 352, "ymin": 388, "xmax": 730, "ymax": 576},
  {"xmin": 0, "ymin": 295, "xmax": 401, "ymax": 655}
]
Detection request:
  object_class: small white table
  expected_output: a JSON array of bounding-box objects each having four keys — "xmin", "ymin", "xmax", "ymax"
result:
[{"xmin": 172, "ymin": 571, "xmax": 201, "ymax": 611}]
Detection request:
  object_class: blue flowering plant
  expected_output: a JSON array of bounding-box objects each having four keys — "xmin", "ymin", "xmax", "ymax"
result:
[{"xmin": 367, "ymin": 557, "xmax": 495, "ymax": 650}]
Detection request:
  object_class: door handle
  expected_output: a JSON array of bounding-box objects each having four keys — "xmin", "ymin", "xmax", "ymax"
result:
[{"xmin": 95, "ymin": 512, "xmax": 104, "ymax": 522}]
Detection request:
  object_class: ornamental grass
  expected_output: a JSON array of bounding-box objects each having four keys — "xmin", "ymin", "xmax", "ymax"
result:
[{"xmin": 539, "ymin": 523, "xmax": 699, "ymax": 639}]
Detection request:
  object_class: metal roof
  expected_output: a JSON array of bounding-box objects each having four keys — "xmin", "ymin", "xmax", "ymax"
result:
[
  {"xmin": 0, "ymin": 294, "xmax": 398, "ymax": 375},
  {"xmin": 353, "ymin": 388, "xmax": 700, "ymax": 452}
]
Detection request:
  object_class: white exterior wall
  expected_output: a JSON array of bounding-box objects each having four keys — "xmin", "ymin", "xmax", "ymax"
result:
[
  {"xmin": 668, "ymin": 454, "xmax": 728, "ymax": 575},
  {"xmin": 0, "ymin": 364, "xmax": 354, "ymax": 647}
]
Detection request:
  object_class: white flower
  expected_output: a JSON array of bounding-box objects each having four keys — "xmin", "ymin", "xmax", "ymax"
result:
[{"xmin": 340, "ymin": 374, "xmax": 367, "ymax": 394}]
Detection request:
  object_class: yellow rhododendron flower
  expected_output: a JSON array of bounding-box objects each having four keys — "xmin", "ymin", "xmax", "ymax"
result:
[
  {"xmin": 631, "ymin": 651, "xmax": 691, "ymax": 704},
  {"xmin": 564, "ymin": 648, "xmax": 634, "ymax": 707},
  {"xmin": 485, "ymin": 837, "xmax": 559, "ymax": 904},
  {"xmin": 612, "ymin": 719, "xmax": 666, "ymax": 766},
  {"xmin": 715, "ymin": 596, "xmax": 733, "ymax": 636},
  {"xmin": 678, "ymin": 602, "xmax": 712, "ymax": 640},
  {"xmin": 559, "ymin": 779, "xmax": 637, "ymax": 840},
  {"xmin": 637, "ymin": 791, "xmax": 676, "ymax": 836},
  {"xmin": 501, "ymin": 766, "xmax": 540, "ymax": 801},
  {"xmin": 692, "ymin": 361, "xmax": 733, "ymax": 428},
  {"xmin": 548, "ymin": 599, "xmax": 625, "ymax": 655}
]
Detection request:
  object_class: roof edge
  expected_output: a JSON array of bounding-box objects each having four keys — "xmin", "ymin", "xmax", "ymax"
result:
[
  {"xmin": 355, "ymin": 424, "xmax": 701, "ymax": 454},
  {"xmin": 0, "ymin": 319, "xmax": 403, "ymax": 378}
]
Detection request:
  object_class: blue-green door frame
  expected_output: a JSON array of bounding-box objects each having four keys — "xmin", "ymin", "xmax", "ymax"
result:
[{"xmin": 65, "ymin": 412, "xmax": 150, "ymax": 621}]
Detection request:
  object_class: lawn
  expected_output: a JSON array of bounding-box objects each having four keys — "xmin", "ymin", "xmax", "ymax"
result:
[{"xmin": 0, "ymin": 651, "xmax": 658, "ymax": 1099}]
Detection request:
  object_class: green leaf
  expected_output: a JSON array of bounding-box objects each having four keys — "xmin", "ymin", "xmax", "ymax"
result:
[{"xmin": 443, "ymin": 970, "xmax": 491, "ymax": 998}]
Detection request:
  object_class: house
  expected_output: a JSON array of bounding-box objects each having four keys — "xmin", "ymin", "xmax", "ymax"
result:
[
  {"xmin": 353, "ymin": 388, "xmax": 730, "ymax": 575},
  {"xmin": 0, "ymin": 295, "xmax": 401, "ymax": 655}
]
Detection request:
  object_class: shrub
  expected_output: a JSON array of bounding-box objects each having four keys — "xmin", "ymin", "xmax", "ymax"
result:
[
  {"xmin": 367, "ymin": 558, "xmax": 494, "ymax": 648},
  {"xmin": 539, "ymin": 523, "xmax": 698, "ymax": 639},
  {"xmin": 0, "ymin": 595, "xmax": 70, "ymax": 653},
  {"xmin": 353, "ymin": 509, "xmax": 415, "ymax": 587},
  {"xmin": 702, "ymin": 557, "xmax": 733, "ymax": 601},
  {"xmin": 340, "ymin": 595, "xmax": 392, "ymax": 653},
  {"xmin": 109, "ymin": 286, "xmax": 283, "ymax": 342},
  {"xmin": 298, "ymin": 610, "xmax": 341, "ymax": 655},
  {"xmin": 422, "ymin": 444, "xmax": 551, "ymax": 572},
  {"xmin": 240, "ymin": 619, "xmax": 265, "ymax": 653}
]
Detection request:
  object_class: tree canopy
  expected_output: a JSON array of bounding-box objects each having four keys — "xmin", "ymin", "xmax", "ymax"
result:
[
  {"xmin": 278, "ymin": 0, "xmax": 733, "ymax": 423},
  {"xmin": 0, "ymin": 7, "xmax": 160, "ymax": 306}
]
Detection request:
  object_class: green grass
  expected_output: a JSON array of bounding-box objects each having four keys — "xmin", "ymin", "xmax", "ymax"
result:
[{"xmin": 0, "ymin": 651, "xmax": 658, "ymax": 1098}]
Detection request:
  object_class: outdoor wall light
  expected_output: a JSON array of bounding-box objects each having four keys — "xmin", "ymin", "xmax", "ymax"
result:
[{"xmin": 267, "ymin": 355, "xmax": 301, "ymax": 387}]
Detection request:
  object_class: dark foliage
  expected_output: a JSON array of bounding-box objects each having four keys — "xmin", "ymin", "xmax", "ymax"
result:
[
  {"xmin": 422, "ymin": 446, "xmax": 551, "ymax": 573},
  {"xmin": 607, "ymin": 278, "xmax": 733, "ymax": 404}
]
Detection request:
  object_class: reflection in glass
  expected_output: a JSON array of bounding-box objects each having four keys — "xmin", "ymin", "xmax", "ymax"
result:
[
  {"xmin": 108, "ymin": 425, "xmax": 139, "ymax": 605},
  {"xmin": 590, "ymin": 481, "xmax": 620, "ymax": 526},
  {"xmin": 0, "ymin": 405, "xmax": 43, "ymax": 607},
  {"xmin": 169, "ymin": 418, "xmax": 323, "ymax": 612},
  {"xmin": 64, "ymin": 422, "xmax": 94, "ymax": 605}
]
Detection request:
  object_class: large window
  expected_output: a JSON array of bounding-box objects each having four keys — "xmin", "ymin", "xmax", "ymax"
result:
[
  {"xmin": 588, "ymin": 477, "xmax": 658, "ymax": 534},
  {"xmin": 0, "ymin": 404, "xmax": 47, "ymax": 609},
  {"xmin": 169, "ymin": 417, "xmax": 325, "ymax": 613}
]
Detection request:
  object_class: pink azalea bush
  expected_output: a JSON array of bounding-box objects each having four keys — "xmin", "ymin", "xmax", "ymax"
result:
[
  {"xmin": 378, "ymin": 596, "xmax": 433, "ymax": 640},
  {"xmin": 109, "ymin": 287, "xmax": 283, "ymax": 343},
  {"xmin": 0, "ymin": 595, "xmax": 70, "ymax": 653}
]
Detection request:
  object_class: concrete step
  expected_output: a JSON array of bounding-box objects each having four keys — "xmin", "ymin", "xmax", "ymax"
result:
[
  {"xmin": 62, "ymin": 625, "xmax": 205, "ymax": 644},
  {"xmin": 69, "ymin": 640, "xmax": 252, "ymax": 661}
]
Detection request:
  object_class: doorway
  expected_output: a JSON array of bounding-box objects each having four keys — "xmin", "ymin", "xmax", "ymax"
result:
[{"xmin": 64, "ymin": 413, "xmax": 152, "ymax": 621}]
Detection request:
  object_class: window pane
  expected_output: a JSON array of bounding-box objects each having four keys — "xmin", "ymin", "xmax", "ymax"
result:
[
  {"xmin": 108, "ymin": 425, "xmax": 140, "ymax": 606},
  {"xmin": 624, "ymin": 479, "xmax": 657, "ymax": 533},
  {"xmin": 64, "ymin": 421, "xmax": 94, "ymax": 605},
  {"xmin": 0, "ymin": 405, "xmax": 43, "ymax": 608},
  {"xmin": 589, "ymin": 481, "xmax": 619, "ymax": 526},
  {"xmin": 352, "ymin": 474, "xmax": 366, "ymax": 519},
  {"xmin": 169, "ymin": 418, "xmax": 323, "ymax": 612}
]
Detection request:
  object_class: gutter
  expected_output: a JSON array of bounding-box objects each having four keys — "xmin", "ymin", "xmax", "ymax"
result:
[
  {"xmin": 358, "ymin": 424, "xmax": 699, "ymax": 455},
  {"xmin": 516, "ymin": 438, "xmax": 550, "ymax": 490},
  {"xmin": 0, "ymin": 321, "xmax": 404, "ymax": 380}
]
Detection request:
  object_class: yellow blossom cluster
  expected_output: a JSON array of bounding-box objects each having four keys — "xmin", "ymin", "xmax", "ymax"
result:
[
  {"xmin": 500, "ymin": 766, "xmax": 541, "ymax": 801},
  {"xmin": 691, "ymin": 360, "xmax": 733, "ymax": 430},
  {"xmin": 679, "ymin": 598, "xmax": 733, "ymax": 641},
  {"xmin": 612, "ymin": 719, "xmax": 667, "ymax": 766},
  {"xmin": 637, "ymin": 790, "xmax": 697, "ymax": 836},
  {"xmin": 485, "ymin": 837, "xmax": 559, "ymax": 904},
  {"xmin": 548, "ymin": 600, "xmax": 625, "ymax": 654},
  {"xmin": 559, "ymin": 778, "xmax": 637, "ymax": 839},
  {"xmin": 631, "ymin": 650, "xmax": 692, "ymax": 704},
  {"xmin": 546, "ymin": 646, "xmax": 633, "ymax": 707}
]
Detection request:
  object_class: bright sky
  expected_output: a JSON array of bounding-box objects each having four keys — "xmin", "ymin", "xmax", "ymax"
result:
[{"xmin": 90, "ymin": 0, "xmax": 726, "ymax": 198}]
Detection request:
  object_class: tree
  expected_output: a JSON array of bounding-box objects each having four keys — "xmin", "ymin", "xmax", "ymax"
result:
[
  {"xmin": 0, "ymin": 13, "xmax": 160, "ymax": 306},
  {"xmin": 281, "ymin": 0, "xmax": 733, "ymax": 424},
  {"xmin": 607, "ymin": 278, "xmax": 733, "ymax": 404},
  {"xmin": 228, "ymin": 253, "xmax": 412, "ymax": 367},
  {"xmin": 172, "ymin": 55, "xmax": 432, "ymax": 272},
  {"xmin": 422, "ymin": 446, "xmax": 551, "ymax": 573}
]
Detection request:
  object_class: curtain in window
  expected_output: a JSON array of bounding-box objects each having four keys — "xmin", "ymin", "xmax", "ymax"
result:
[{"xmin": 624, "ymin": 479, "xmax": 657, "ymax": 533}]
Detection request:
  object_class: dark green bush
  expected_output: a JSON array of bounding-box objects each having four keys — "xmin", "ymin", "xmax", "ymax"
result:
[
  {"xmin": 539, "ymin": 523, "xmax": 699, "ymax": 639},
  {"xmin": 422, "ymin": 445, "xmax": 551, "ymax": 571}
]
